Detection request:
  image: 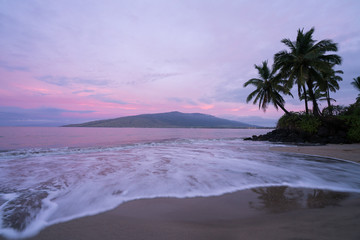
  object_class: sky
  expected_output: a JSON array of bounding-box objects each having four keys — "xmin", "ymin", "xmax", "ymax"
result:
[{"xmin": 1, "ymin": 0, "xmax": 360, "ymax": 127}]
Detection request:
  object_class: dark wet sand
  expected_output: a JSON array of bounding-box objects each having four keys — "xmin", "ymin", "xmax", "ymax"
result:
[{"xmin": 8, "ymin": 187, "xmax": 360, "ymax": 240}]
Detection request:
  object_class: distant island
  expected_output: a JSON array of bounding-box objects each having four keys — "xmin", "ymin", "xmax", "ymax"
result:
[{"xmin": 63, "ymin": 111, "xmax": 261, "ymax": 128}]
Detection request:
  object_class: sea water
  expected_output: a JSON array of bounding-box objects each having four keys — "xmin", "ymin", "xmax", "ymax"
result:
[{"xmin": 0, "ymin": 127, "xmax": 360, "ymax": 239}]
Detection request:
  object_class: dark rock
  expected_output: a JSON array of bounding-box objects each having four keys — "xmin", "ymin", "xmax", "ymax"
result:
[
  {"xmin": 338, "ymin": 130, "xmax": 347, "ymax": 139},
  {"xmin": 317, "ymin": 126, "xmax": 329, "ymax": 137},
  {"xmin": 309, "ymin": 135, "xmax": 322, "ymax": 143},
  {"xmin": 245, "ymin": 116, "xmax": 357, "ymax": 144},
  {"xmin": 246, "ymin": 127, "xmax": 350, "ymax": 144}
]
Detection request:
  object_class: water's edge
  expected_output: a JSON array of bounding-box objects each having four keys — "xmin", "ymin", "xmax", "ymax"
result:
[{"xmin": 1, "ymin": 128, "xmax": 359, "ymax": 239}]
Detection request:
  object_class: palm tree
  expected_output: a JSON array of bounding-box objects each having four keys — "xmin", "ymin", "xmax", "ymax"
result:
[
  {"xmin": 274, "ymin": 27, "xmax": 342, "ymax": 116},
  {"xmin": 352, "ymin": 76, "xmax": 360, "ymax": 102},
  {"xmin": 317, "ymin": 67, "xmax": 343, "ymax": 114},
  {"xmin": 244, "ymin": 61, "xmax": 292, "ymax": 115}
]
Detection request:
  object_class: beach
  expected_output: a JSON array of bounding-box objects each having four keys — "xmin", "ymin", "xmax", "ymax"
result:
[
  {"xmin": 15, "ymin": 187, "xmax": 360, "ymax": 240},
  {"xmin": 6, "ymin": 143, "xmax": 358, "ymax": 240},
  {"xmin": 0, "ymin": 138, "xmax": 360, "ymax": 240},
  {"xmin": 270, "ymin": 143, "xmax": 360, "ymax": 163}
]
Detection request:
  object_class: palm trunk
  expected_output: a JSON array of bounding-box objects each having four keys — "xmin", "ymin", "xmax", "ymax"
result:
[
  {"xmin": 326, "ymin": 90, "xmax": 332, "ymax": 115},
  {"xmin": 302, "ymin": 85, "xmax": 309, "ymax": 115},
  {"xmin": 279, "ymin": 104, "xmax": 291, "ymax": 115},
  {"xmin": 274, "ymin": 99, "xmax": 290, "ymax": 115},
  {"xmin": 306, "ymin": 80, "xmax": 320, "ymax": 116}
]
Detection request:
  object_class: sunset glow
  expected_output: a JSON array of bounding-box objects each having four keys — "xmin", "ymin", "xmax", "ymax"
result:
[{"xmin": 1, "ymin": 0, "xmax": 360, "ymax": 126}]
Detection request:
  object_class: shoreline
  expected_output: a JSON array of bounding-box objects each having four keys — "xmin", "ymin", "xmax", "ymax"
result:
[
  {"xmin": 1, "ymin": 143, "xmax": 359, "ymax": 240},
  {"xmin": 4, "ymin": 186, "xmax": 359, "ymax": 240},
  {"xmin": 270, "ymin": 143, "xmax": 360, "ymax": 164}
]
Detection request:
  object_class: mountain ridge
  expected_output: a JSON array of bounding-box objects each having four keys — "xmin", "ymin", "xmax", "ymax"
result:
[{"xmin": 63, "ymin": 111, "xmax": 260, "ymax": 128}]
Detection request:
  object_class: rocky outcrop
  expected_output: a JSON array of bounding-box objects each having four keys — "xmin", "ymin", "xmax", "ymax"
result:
[
  {"xmin": 244, "ymin": 128, "xmax": 349, "ymax": 144},
  {"xmin": 244, "ymin": 117, "xmax": 351, "ymax": 144}
]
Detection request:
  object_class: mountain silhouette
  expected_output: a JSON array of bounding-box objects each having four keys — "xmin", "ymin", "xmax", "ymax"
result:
[{"xmin": 63, "ymin": 111, "xmax": 258, "ymax": 128}]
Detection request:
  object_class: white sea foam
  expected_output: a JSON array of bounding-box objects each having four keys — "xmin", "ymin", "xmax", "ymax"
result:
[{"xmin": 1, "ymin": 137, "xmax": 360, "ymax": 239}]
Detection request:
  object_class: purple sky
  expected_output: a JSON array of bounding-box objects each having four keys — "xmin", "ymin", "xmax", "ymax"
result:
[{"xmin": 1, "ymin": 0, "xmax": 360, "ymax": 126}]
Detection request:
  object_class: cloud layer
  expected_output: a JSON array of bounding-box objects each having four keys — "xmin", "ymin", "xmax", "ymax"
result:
[{"xmin": 1, "ymin": 0, "xmax": 360, "ymax": 126}]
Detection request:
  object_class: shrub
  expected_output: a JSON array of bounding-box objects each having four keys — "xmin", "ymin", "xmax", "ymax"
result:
[
  {"xmin": 339, "ymin": 115, "xmax": 360, "ymax": 142},
  {"xmin": 276, "ymin": 101, "xmax": 360, "ymax": 143},
  {"xmin": 277, "ymin": 112, "xmax": 321, "ymax": 134},
  {"xmin": 299, "ymin": 115, "xmax": 321, "ymax": 134},
  {"xmin": 322, "ymin": 105, "xmax": 347, "ymax": 116},
  {"xmin": 348, "ymin": 125, "xmax": 360, "ymax": 142},
  {"xmin": 339, "ymin": 101, "xmax": 360, "ymax": 142},
  {"xmin": 277, "ymin": 112, "xmax": 300, "ymax": 130},
  {"xmin": 343, "ymin": 102, "xmax": 360, "ymax": 116}
]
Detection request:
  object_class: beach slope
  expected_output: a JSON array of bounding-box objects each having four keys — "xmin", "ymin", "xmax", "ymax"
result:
[
  {"xmin": 8, "ymin": 187, "xmax": 360, "ymax": 240},
  {"xmin": 270, "ymin": 144, "xmax": 360, "ymax": 163}
]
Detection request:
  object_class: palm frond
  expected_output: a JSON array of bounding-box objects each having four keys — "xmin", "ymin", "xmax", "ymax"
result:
[
  {"xmin": 246, "ymin": 89, "xmax": 260, "ymax": 103},
  {"xmin": 243, "ymin": 78, "xmax": 263, "ymax": 87},
  {"xmin": 281, "ymin": 38, "xmax": 295, "ymax": 51},
  {"xmin": 352, "ymin": 77, "xmax": 360, "ymax": 91}
]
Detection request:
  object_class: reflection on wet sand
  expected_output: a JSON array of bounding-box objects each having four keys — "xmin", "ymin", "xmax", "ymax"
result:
[
  {"xmin": 307, "ymin": 189, "xmax": 349, "ymax": 208},
  {"xmin": 250, "ymin": 186, "xmax": 350, "ymax": 212}
]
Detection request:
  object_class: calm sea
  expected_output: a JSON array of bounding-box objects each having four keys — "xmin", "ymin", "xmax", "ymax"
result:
[{"xmin": 0, "ymin": 127, "xmax": 360, "ymax": 239}]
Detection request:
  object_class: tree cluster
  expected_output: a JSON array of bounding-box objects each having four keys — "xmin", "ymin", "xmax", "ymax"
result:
[
  {"xmin": 244, "ymin": 28, "xmax": 360, "ymax": 143},
  {"xmin": 244, "ymin": 27, "xmax": 359, "ymax": 117}
]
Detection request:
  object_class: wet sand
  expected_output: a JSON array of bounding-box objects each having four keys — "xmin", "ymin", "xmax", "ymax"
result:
[
  {"xmin": 270, "ymin": 143, "xmax": 360, "ymax": 163},
  {"xmin": 7, "ymin": 187, "xmax": 359, "ymax": 240}
]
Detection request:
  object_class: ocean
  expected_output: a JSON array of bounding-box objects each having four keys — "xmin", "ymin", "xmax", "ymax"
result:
[{"xmin": 0, "ymin": 127, "xmax": 360, "ymax": 239}]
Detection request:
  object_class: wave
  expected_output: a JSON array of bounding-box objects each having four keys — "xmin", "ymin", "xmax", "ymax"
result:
[
  {"xmin": 1, "ymin": 138, "xmax": 360, "ymax": 239},
  {"xmin": 0, "ymin": 137, "xmax": 236, "ymax": 159}
]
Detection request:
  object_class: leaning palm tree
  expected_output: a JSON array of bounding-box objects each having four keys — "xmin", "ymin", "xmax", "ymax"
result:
[
  {"xmin": 352, "ymin": 76, "xmax": 360, "ymax": 102},
  {"xmin": 274, "ymin": 27, "xmax": 342, "ymax": 116},
  {"xmin": 244, "ymin": 61, "xmax": 292, "ymax": 115}
]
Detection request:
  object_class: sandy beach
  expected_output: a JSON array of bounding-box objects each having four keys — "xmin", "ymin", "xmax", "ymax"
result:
[
  {"xmin": 270, "ymin": 143, "xmax": 360, "ymax": 163},
  {"xmin": 2, "ymin": 144, "xmax": 360, "ymax": 240},
  {"xmin": 9, "ymin": 187, "xmax": 358, "ymax": 240}
]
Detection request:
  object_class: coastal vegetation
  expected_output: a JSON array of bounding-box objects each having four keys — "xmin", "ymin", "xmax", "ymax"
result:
[
  {"xmin": 352, "ymin": 76, "xmax": 360, "ymax": 103},
  {"xmin": 244, "ymin": 28, "xmax": 360, "ymax": 143}
]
